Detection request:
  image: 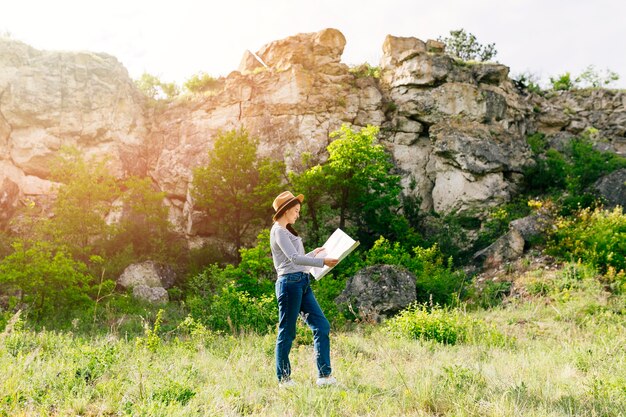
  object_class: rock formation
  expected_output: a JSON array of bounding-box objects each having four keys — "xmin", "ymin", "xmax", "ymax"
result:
[
  {"xmin": 1, "ymin": 29, "xmax": 624, "ymax": 244},
  {"xmin": 336, "ymin": 264, "xmax": 417, "ymax": 321}
]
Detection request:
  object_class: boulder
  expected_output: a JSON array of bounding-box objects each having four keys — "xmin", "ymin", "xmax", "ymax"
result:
[
  {"xmin": 473, "ymin": 229, "xmax": 525, "ymax": 268},
  {"xmin": 133, "ymin": 285, "xmax": 169, "ymax": 304},
  {"xmin": 117, "ymin": 261, "xmax": 176, "ymax": 290},
  {"xmin": 336, "ymin": 264, "xmax": 416, "ymax": 322},
  {"xmin": 510, "ymin": 214, "xmax": 550, "ymax": 243},
  {"xmin": 594, "ymin": 169, "xmax": 626, "ymax": 209}
]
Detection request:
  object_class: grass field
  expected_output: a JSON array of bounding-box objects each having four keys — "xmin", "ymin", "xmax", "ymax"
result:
[{"xmin": 1, "ymin": 265, "xmax": 624, "ymax": 416}]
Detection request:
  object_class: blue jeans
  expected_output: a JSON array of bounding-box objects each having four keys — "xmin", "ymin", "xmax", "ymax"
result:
[{"xmin": 275, "ymin": 272, "xmax": 331, "ymax": 381}]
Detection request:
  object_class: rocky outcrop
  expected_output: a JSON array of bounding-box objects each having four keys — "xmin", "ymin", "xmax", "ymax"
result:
[
  {"xmin": 379, "ymin": 34, "xmax": 534, "ymax": 214},
  {"xmin": 336, "ymin": 264, "xmax": 416, "ymax": 321},
  {"xmin": 594, "ymin": 169, "xmax": 626, "ymax": 208},
  {"xmin": 0, "ymin": 29, "xmax": 624, "ymax": 244}
]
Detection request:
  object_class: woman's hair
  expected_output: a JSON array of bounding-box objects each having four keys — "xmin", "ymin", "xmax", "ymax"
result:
[{"xmin": 275, "ymin": 200, "xmax": 301, "ymax": 236}]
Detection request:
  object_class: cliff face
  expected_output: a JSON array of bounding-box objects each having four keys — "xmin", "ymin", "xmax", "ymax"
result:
[{"xmin": 1, "ymin": 29, "xmax": 624, "ymax": 239}]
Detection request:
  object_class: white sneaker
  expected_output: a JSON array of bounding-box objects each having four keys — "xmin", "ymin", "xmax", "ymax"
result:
[
  {"xmin": 316, "ymin": 376, "xmax": 337, "ymax": 387},
  {"xmin": 279, "ymin": 379, "xmax": 297, "ymax": 388}
]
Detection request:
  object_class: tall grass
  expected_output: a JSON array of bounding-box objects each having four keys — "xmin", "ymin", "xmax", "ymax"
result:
[{"xmin": 0, "ymin": 266, "xmax": 624, "ymax": 416}]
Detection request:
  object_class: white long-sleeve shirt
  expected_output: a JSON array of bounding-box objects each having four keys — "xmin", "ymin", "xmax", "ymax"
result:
[{"xmin": 270, "ymin": 222, "xmax": 324, "ymax": 276}]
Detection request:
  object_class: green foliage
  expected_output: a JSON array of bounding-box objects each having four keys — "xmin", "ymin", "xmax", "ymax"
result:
[
  {"xmin": 134, "ymin": 72, "xmax": 179, "ymax": 99},
  {"xmin": 47, "ymin": 147, "xmax": 118, "ymax": 260},
  {"xmin": 385, "ymin": 304, "xmax": 508, "ymax": 346},
  {"xmin": 183, "ymin": 72, "xmax": 222, "ymax": 94},
  {"xmin": 111, "ymin": 176, "xmax": 182, "ymax": 263},
  {"xmin": 575, "ymin": 65, "xmax": 620, "ymax": 88},
  {"xmin": 190, "ymin": 283, "xmax": 276, "ymax": 334},
  {"xmin": 151, "ymin": 379, "xmax": 196, "ymax": 405},
  {"xmin": 349, "ymin": 63, "xmax": 381, "ymax": 79},
  {"xmin": 474, "ymin": 199, "xmax": 532, "ymax": 251},
  {"xmin": 136, "ymin": 308, "xmax": 165, "ymax": 352},
  {"xmin": 524, "ymin": 133, "xmax": 626, "ymax": 205},
  {"xmin": 547, "ymin": 207, "xmax": 626, "ymax": 276},
  {"xmin": 475, "ymin": 281, "xmax": 513, "ymax": 309},
  {"xmin": 438, "ymin": 29, "xmax": 497, "ymax": 62},
  {"xmin": 192, "ymin": 128, "xmax": 284, "ymax": 256},
  {"xmin": 291, "ymin": 124, "xmax": 404, "ymax": 247},
  {"xmin": 0, "ymin": 242, "xmax": 94, "ymax": 320},
  {"xmin": 549, "ymin": 72, "xmax": 575, "ymax": 91},
  {"xmin": 226, "ymin": 229, "xmax": 275, "ymax": 297}
]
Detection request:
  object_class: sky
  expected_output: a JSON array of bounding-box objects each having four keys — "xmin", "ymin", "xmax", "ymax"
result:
[{"xmin": 2, "ymin": 0, "xmax": 626, "ymax": 88}]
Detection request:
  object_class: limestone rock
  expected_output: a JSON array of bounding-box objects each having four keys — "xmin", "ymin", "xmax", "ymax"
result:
[
  {"xmin": 238, "ymin": 50, "xmax": 267, "ymax": 74},
  {"xmin": 594, "ymin": 169, "xmax": 626, "ymax": 209},
  {"xmin": 117, "ymin": 261, "xmax": 176, "ymax": 290},
  {"xmin": 336, "ymin": 264, "xmax": 416, "ymax": 322},
  {"xmin": 510, "ymin": 214, "xmax": 550, "ymax": 243},
  {"xmin": 255, "ymin": 28, "xmax": 346, "ymax": 72},
  {"xmin": 133, "ymin": 285, "xmax": 169, "ymax": 304},
  {"xmin": 473, "ymin": 229, "xmax": 525, "ymax": 268}
]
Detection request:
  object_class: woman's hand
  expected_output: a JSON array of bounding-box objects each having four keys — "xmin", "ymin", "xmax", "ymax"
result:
[
  {"xmin": 323, "ymin": 258, "xmax": 339, "ymax": 267},
  {"xmin": 313, "ymin": 247, "xmax": 325, "ymax": 256}
]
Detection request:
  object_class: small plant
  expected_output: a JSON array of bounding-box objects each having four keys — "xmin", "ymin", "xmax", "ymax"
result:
[
  {"xmin": 575, "ymin": 65, "xmax": 620, "ymax": 88},
  {"xmin": 136, "ymin": 309, "xmax": 164, "ymax": 352},
  {"xmin": 550, "ymin": 72, "xmax": 575, "ymax": 91},
  {"xmin": 349, "ymin": 63, "xmax": 381, "ymax": 79},
  {"xmin": 385, "ymin": 304, "xmax": 508, "ymax": 346}
]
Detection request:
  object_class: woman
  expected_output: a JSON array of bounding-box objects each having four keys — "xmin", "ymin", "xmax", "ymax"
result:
[{"xmin": 270, "ymin": 191, "xmax": 339, "ymax": 387}]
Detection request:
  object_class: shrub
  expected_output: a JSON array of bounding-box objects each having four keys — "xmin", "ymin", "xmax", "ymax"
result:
[
  {"xmin": 0, "ymin": 242, "xmax": 94, "ymax": 321},
  {"xmin": 547, "ymin": 207, "xmax": 626, "ymax": 276},
  {"xmin": 199, "ymin": 284, "xmax": 276, "ymax": 334},
  {"xmin": 385, "ymin": 304, "xmax": 507, "ymax": 346},
  {"xmin": 183, "ymin": 72, "xmax": 221, "ymax": 94},
  {"xmin": 349, "ymin": 63, "xmax": 381, "ymax": 79},
  {"xmin": 550, "ymin": 72, "xmax": 575, "ymax": 91}
]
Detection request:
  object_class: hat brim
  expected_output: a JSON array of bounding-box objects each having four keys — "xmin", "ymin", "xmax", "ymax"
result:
[{"xmin": 272, "ymin": 194, "xmax": 304, "ymax": 221}]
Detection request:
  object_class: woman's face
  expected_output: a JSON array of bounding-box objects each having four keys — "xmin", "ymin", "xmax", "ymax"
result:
[{"xmin": 283, "ymin": 204, "xmax": 301, "ymax": 224}]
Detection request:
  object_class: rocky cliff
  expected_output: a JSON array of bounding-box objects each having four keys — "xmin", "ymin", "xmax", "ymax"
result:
[{"xmin": 1, "ymin": 29, "xmax": 625, "ymax": 241}]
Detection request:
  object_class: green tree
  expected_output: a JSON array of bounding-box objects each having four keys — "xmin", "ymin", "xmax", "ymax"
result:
[
  {"xmin": 134, "ymin": 72, "xmax": 179, "ymax": 99},
  {"xmin": 191, "ymin": 128, "xmax": 284, "ymax": 256},
  {"xmin": 113, "ymin": 176, "xmax": 182, "ymax": 262},
  {"xmin": 293, "ymin": 124, "xmax": 404, "ymax": 247},
  {"xmin": 47, "ymin": 148, "xmax": 119, "ymax": 260},
  {"xmin": 438, "ymin": 29, "xmax": 497, "ymax": 62},
  {"xmin": 0, "ymin": 241, "xmax": 94, "ymax": 320}
]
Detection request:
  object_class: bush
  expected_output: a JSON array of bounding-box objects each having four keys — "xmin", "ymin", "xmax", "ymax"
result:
[
  {"xmin": 550, "ymin": 72, "xmax": 575, "ymax": 91},
  {"xmin": 183, "ymin": 72, "xmax": 222, "ymax": 94},
  {"xmin": 385, "ymin": 304, "xmax": 508, "ymax": 346},
  {"xmin": 547, "ymin": 207, "xmax": 626, "ymax": 276},
  {"xmin": 194, "ymin": 284, "xmax": 276, "ymax": 334},
  {"xmin": 0, "ymin": 242, "xmax": 95, "ymax": 321}
]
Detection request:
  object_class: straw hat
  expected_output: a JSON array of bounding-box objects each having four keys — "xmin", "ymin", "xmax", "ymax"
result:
[{"xmin": 272, "ymin": 191, "xmax": 304, "ymax": 221}]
